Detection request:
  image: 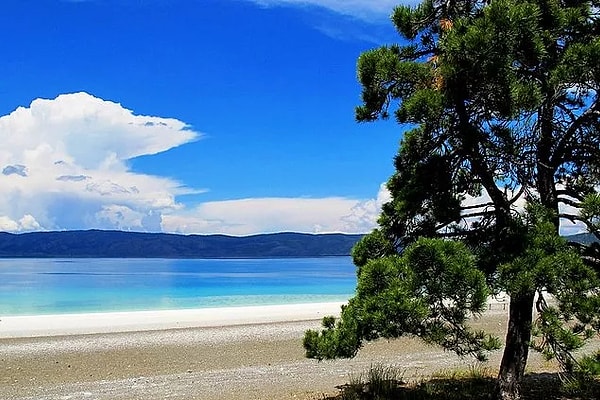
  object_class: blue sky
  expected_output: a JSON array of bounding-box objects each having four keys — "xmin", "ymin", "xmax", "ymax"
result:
[{"xmin": 0, "ymin": 0, "xmax": 411, "ymax": 235}]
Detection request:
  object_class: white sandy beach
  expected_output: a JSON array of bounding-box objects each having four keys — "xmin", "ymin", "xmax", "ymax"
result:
[
  {"xmin": 0, "ymin": 302, "xmax": 346, "ymax": 338},
  {"xmin": 0, "ymin": 300, "xmax": 534, "ymax": 400}
]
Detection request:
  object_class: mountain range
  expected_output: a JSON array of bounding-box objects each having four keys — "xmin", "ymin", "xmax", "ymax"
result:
[
  {"xmin": 0, "ymin": 230, "xmax": 595, "ymax": 259},
  {"xmin": 0, "ymin": 230, "xmax": 363, "ymax": 258}
]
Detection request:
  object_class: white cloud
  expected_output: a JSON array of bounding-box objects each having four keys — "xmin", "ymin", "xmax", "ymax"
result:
[
  {"xmin": 459, "ymin": 186, "xmax": 589, "ymax": 236},
  {"xmin": 1, "ymin": 92, "xmax": 196, "ymax": 169},
  {"xmin": 247, "ymin": 0, "xmax": 408, "ymax": 21},
  {"xmin": 560, "ymin": 220, "xmax": 587, "ymax": 236},
  {"xmin": 0, "ymin": 92, "xmax": 390, "ymax": 236},
  {"xmin": 18, "ymin": 214, "xmax": 42, "ymax": 231},
  {"xmin": 162, "ymin": 184, "xmax": 390, "ymax": 235},
  {"xmin": 0, "ymin": 216, "xmax": 20, "ymax": 232},
  {"xmin": 0, "ymin": 92, "xmax": 199, "ymax": 232},
  {"xmin": 0, "ymin": 215, "xmax": 41, "ymax": 232}
]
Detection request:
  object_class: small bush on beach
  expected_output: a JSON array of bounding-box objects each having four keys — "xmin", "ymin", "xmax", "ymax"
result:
[{"xmin": 336, "ymin": 364, "xmax": 405, "ymax": 400}]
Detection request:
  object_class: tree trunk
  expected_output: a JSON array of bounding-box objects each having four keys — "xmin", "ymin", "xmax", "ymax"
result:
[{"xmin": 493, "ymin": 291, "xmax": 535, "ymax": 400}]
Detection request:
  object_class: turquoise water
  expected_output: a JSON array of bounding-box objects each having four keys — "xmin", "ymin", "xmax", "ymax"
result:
[{"xmin": 0, "ymin": 257, "xmax": 356, "ymax": 316}]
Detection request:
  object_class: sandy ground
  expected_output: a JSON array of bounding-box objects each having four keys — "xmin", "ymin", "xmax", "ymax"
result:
[{"xmin": 0, "ymin": 301, "xmax": 573, "ymax": 400}]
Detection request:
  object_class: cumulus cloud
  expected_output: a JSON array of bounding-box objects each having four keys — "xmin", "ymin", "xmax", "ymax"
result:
[
  {"xmin": 162, "ymin": 184, "xmax": 390, "ymax": 235},
  {"xmin": 247, "ymin": 0, "xmax": 409, "ymax": 21},
  {"xmin": 0, "ymin": 92, "xmax": 391, "ymax": 236},
  {"xmin": 0, "ymin": 214, "xmax": 42, "ymax": 232},
  {"xmin": 0, "ymin": 92, "xmax": 199, "ymax": 232}
]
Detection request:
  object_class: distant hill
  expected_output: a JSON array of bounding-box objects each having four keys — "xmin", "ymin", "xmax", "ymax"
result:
[
  {"xmin": 0, "ymin": 230, "xmax": 364, "ymax": 258},
  {"xmin": 0, "ymin": 229, "xmax": 592, "ymax": 259},
  {"xmin": 566, "ymin": 232, "xmax": 600, "ymax": 245}
]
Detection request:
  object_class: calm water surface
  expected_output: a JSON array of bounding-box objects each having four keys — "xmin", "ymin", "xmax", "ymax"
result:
[{"xmin": 0, "ymin": 257, "xmax": 356, "ymax": 315}]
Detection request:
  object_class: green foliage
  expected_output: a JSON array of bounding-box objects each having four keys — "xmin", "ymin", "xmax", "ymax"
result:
[
  {"xmin": 576, "ymin": 351, "xmax": 600, "ymax": 378},
  {"xmin": 356, "ymin": 47, "xmax": 434, "ymax": 122},
  {"xmin": 308, "ymin": 0, "xmax": 600, "ymax": 398},
  {"xmin": 560, "ymin": 351, "xmax": 600, "ymax": 399},
  {"xmin": 503, "ymin": 206, "xmax": 600, "ymax": 372},
  {"xmin": 304, "ymin": 239, "xmax": 499, "ymax": 361},
  {"xmin": 499, "ymin": 205, "xmax": 584, "ymax": 294},
  {"xmin": 581, "ymin": 193, "xmax": 600, "ymax": 233},
  {"xmin": 303, "ymin": 307, "xmax": 361, "ymax": 359},
  {"xmin": 351, "ymin": 229, "xmax": 395, "ymax": 269},
  {"xmin": 391, "ymin": 1, "xmax": 436, "ymax": 40}
]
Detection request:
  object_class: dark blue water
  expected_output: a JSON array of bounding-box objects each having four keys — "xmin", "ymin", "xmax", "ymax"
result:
[{"xmin": 0, "ymin": 258, "xmax": 356, "ymax": 315}]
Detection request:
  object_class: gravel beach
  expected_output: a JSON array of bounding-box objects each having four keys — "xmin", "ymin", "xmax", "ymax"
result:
[{"xmin": 0, "ymin": 302, "xmax": 562, "ymax": 400}]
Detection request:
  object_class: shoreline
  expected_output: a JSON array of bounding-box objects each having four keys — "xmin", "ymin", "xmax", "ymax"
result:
[
  {"xmin": 0, "ymin": 301, "xmax": 345, "ymax": 338},
  {"xmin": 0, "ymin": 294, "xmax": 511, "ymax": 339}
]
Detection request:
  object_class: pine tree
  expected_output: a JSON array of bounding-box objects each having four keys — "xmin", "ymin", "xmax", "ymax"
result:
[{"xmin": 303, "ymin": 1, "xmax": 600, "ymax": 399}]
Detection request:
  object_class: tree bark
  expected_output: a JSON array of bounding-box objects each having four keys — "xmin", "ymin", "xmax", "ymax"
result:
[
  {"xmin": 494, "ymin": 291, "xmax": 535, "ymax": 400},
  {"xmin": 537, "ymin": 99, "xmax": 559, "ymax": 229}
]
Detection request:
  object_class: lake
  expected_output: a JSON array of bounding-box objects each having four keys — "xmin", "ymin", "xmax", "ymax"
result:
[{"xmin": 0, "ymin": 257, "xmax": 356, "ymax": 316}]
